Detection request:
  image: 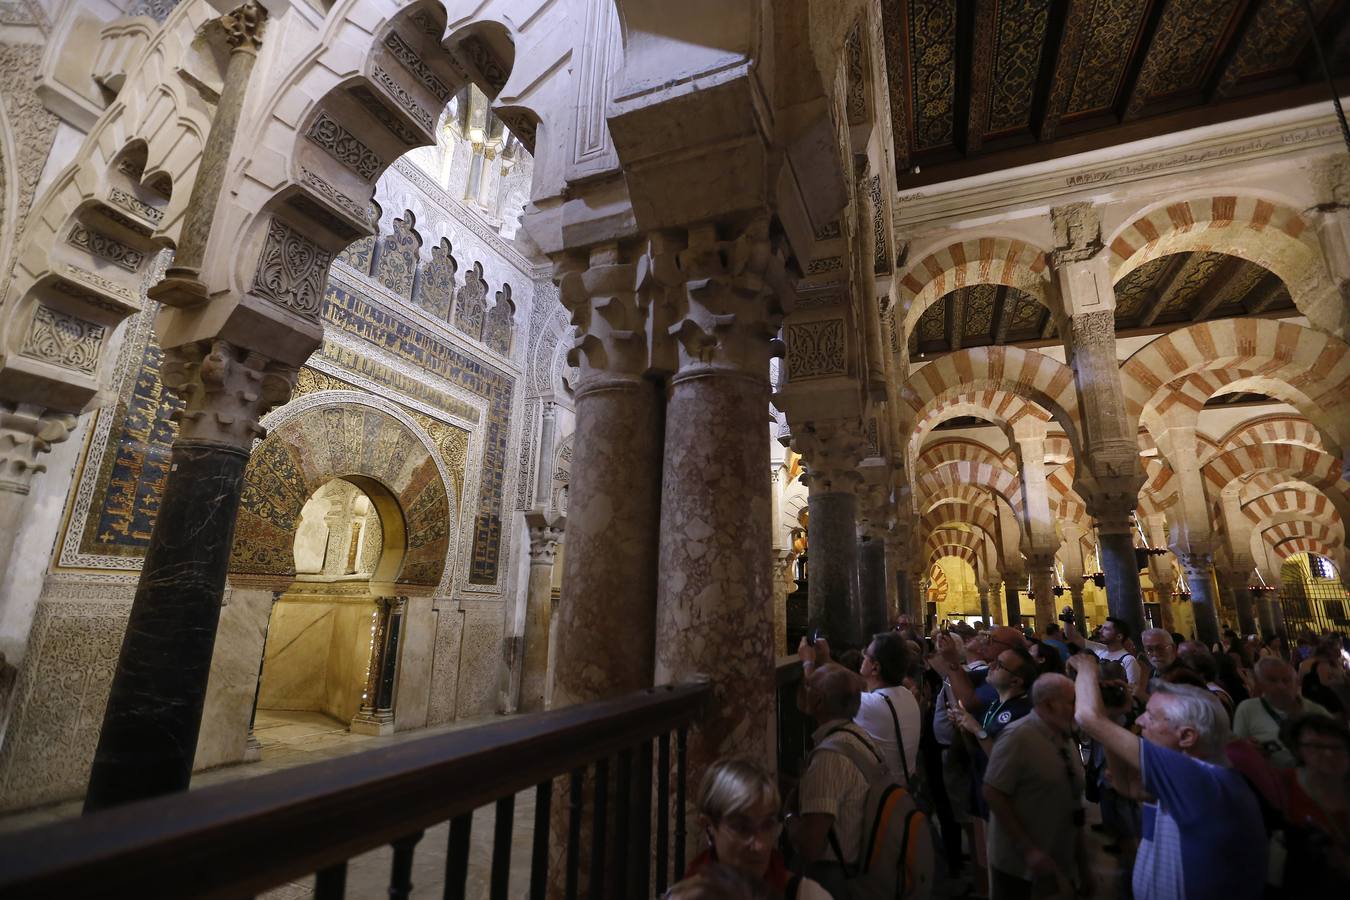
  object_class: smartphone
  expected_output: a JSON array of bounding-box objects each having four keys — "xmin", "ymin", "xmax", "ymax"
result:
[{"xmin": 808, "ymin": 628, "xmax": 823, "ymax": 646}]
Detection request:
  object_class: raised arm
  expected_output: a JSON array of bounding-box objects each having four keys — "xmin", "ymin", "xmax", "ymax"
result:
[{"xmin": 1067, "ymin": 652, "xmax": 1141, "ymax": 773}]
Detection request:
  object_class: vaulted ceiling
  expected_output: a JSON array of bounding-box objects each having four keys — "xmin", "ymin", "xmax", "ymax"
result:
[
  {"xmin": 882, "ymin": 0, "xmax": 1350, "ymax": 186},
  {"xmin": 908, "ymin": 251, "xmax": 1294, "ymax": 356}
]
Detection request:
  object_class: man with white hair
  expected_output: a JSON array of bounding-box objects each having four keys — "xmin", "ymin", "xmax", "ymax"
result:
[
  {"xmin": 982, "ymin": 674, "xmax": 1088, "ymax": 900},
  {"xmin": 1140, "ymin": 627, "xmax": 1178, "ymax": 681},
  {"xmin": 1233, "ymin": 656, "xmax": 1330, "ymax": 767},
  {"xmin": 1068, "ymin": 653, "xmax": 1266, "ymax": 900}
]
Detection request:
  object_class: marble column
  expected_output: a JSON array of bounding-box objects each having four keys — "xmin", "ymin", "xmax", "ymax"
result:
[
  {"xmin": 352, "ymin": 598, "xmax": 393, "ymax": 733},
  {"xmin": 884, "ymin": 530, "xmax": 905, "ymax": 626},
  {"xmin": 1255, "ymin": 589, "xmax": 1278, "ymax": 641},
  {"xmin": 1095, "ymin": 507, "xmax": 1147, "ymax": 641},
  {"xmin": 1179, "ymin": 552, "xmax": 1222, "ymax": 646},
  {"xmin": 977, "ymin": 582, "xmax": 991, "ymax": 625},
  {"xmin": 86, "ymin": 340, "xmax": 296, "ymax": 810},
  {"xmin": 551, "ymin": 244, "xmax": 664, "ymax": 709},
  {"xmin": 521, "ymin": 511, "xmax": 564, "ymax": 712},
  {"xmin": 773, "ymin": 549, "xmax": 796, "ymax": 657},
  {"xmin": 858, "ymin": 533, "xmax": 888, "ymax": 639},
  {"xmin": 1219, "ymin": 567, "xmax": 1257, "ymax": 637},
  {"xmin": 1068, "ymin": 583, "xmax": 1086, "ymax": 628},
  {"xmin": 1025, "ymin": 553, "xmax": 1057, "ymax": 632},
  {"xmin": 534, "ymin": 401, "xmax": 558, "ymax": 507},
  {"xmin": 897, "ymin": 570, "xmax": 916, "ymax": 622},
  {"xmin": 655, "ymin": 220, "xmax": 783, "ymax": 814},
  {"xmin": 986, "ymin": 580, "xmax": 1004, "ymax": 625},
  {"xmin": 806, "ymin": 488, "xmax": 862, "ymax": 647},
  {"xmin": 1004, "ymin": 572, "xmax": 1024, "ymax": 627}
]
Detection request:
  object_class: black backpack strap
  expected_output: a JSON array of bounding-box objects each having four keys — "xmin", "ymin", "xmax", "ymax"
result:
[
  {"xmin": 786, "ymin": 874, "xmax": 802, "ymax": 900},
  {"xmin": 880, "ymin": 692, "xmax": 912, "ymax": 786},
  {"xmin": 827, "ymin": 826, "xmax": 856, "ymax": 877}
]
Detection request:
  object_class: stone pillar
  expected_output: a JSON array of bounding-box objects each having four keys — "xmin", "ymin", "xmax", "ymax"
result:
[
  {"xmin": 1218, "ymin": 567, "xmax": 1257, "ymax": 637},
  {"xmin": 85, "ymin": 340, "xmax": 295, "ymax": 811},
  {"xmin": 1178, "ymin": 552, "xmax": 1222, "ymax": 646},
  {"xmin": 0, "ymin": 405, "xmax": 77, "ymax": 597},
  {"xmin": 1004, "ymin": 572, "xmax": 1024, "ymax": 627},
  {"xmin": 897, "ymin": 570, "xmax": 916, "ymax": 622},
  {"xmin": 1309, "ymin": 156, "xmax": 1350, "ymax": 339},
  {"xmin": 773, "ymin": 549, "xmax": 796, "ymax": 657},
  {"xmin": 1025, "ymin": 552, "xmax": 1057, "ymax": 632},
  {"xmin": 1255, "ymin": 588, "xmax": 1277, "ymax": 641},
  {"xmin": 884, "ymin": 529, "xmax": 905, "ymax": 626},
  {"xmin": 858, "ymin": 532, "xmax": 888, "ymax": 639},
  {"xmin": 551, "ymin": 244, "xmax": 665, "ymax": 708},
  {"xmin": 521, "ymin": 511, "xmax": 564, "ymax": 712},
  {"xmin": 655, "ymin": 219, "xmax": 785, "ymax": 784},
  {"xmin": 1094, "ymin": 505, "xmax": 1147, "ymax": 641},
  {"xmin": 534, "ymin": 401, "xmax": 558, "ymax": 507},
  {"xmin": 977, "ymin": 582, "xmax": 991, "ymax": 625},
  {"xmin": 352, "ymin": 598, "xmax": 392, "ymax": 732},
  {"xmin": 793, "ymin": 423, "xmax": 866, "ymax": 650},
  {"xmin": 1068, "ymin": 583, "xmax": 1086, "ymax": 628}
]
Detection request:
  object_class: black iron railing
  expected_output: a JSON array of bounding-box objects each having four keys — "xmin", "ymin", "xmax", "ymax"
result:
[{"xmin": 0, "ymin": 682, "xmax": 710, "ymax": 900}]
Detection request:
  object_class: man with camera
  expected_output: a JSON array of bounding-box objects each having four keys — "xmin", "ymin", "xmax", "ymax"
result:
[
  {"xmin": 1064, "ymin": 609, "xmax": 1145, "ymax": 700},
  {"xmin": 1068, "ymin": 651, "xmax": 1266, "ymax": 900}
]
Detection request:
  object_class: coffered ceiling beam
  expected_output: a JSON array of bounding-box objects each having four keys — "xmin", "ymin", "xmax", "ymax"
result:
[
  {"xmin": 993, "ymin": 285, "xmax": 1015, "ymax": 344},
  {"xmin": 1139, "ymin": 254, "xmax": 1192, "ymax": 327},
  {"xmin": 964, "ymin": 0, "xmax": 998, "ymax": 154},
  {"xmin": 1037, "ymin": 0, "xmax": 1089, "ymax": 140},
  {"xmin": 1192, "ymin": 255, "xmax": 1250, "ymax": 320},
  {"xmin": 949, "ymin": 288, "xmax": 967, "ymax": 351},
  {"xmin": 1204, "ymin": 0, "xmax": 1263, "ymax": 103},
  {"xmin": 1246, "ymin": 272, "xmax": 1289, "ymax": 314},
  {"xmin": 1119, "ymin": 0, "xmax": 1172, "ymax": 123}
]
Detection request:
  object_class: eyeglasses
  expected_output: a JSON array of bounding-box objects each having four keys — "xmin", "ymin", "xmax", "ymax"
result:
[
  {"xmin": 1300, "ymin": 741, "xmax": 1349, "ymax": 754},
  {"xmin": 719, "ymin": 814, "xmax": 784, "ymax": 842}
]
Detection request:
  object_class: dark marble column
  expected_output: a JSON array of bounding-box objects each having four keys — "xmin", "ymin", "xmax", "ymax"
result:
[
  {"xmin": 85, "ymin": 442, "xmax": 252, "ymax": 810},
  {"xmin": 1098, "ymin": 527, "xmax": 1147, "ymax": 640},
  {"xmin": 858, "ymin": 535, "xmax": 888, "ymax": 639},
  {"xmin": 1179, "ymin": 552, "xmax": 1222, "ymax": 646},
  {"xmin": 1026, "ymin": 554, "xmax": 1056, "ymax": 632},
  {"xmin": 1220, "ymin": 569, "xmax": 1258, "ymax": 636},
  {"xmin": 807, "ymin": 490, "xmax": 863, "ymax": 649},
  {"xmin": 1256, "ymin": 589, "xmax": 1277, "ymax": 641},
  {"xmin": 1004, "ymin": 576, "xmax": 1023, "ymax": 627}
]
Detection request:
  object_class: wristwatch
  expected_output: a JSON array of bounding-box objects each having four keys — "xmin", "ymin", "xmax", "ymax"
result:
[{"xmin": 976, "ymin": 729, "xmax": 989, "ymax": 741}]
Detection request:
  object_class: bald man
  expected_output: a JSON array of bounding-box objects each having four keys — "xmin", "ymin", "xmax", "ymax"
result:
[{"xmin": 983, "ymin": 675, "xmax": 1087, "ymax": 900}]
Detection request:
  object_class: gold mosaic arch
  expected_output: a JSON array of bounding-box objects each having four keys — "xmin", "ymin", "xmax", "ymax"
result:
[{"xmin": 229, "ymin": 403, "xmax": 452, "ymax": 587}]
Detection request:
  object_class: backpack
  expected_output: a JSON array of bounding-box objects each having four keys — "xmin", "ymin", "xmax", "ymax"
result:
[
  {"xmin": 812, "ymin": 725, "xmax": 934, "ymax": 900},
  {"xmin": 878, "ymin": 691, "xmax": 934, "ymax": 815}
]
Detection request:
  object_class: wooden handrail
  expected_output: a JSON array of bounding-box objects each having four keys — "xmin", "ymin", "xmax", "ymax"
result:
[{"xmin": 0, "ymin": 682, "xmax": 711, "ymax": 900}]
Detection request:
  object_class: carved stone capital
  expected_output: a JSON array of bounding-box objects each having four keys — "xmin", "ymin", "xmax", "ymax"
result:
[
  {"xmin": 1049, "ymin": 201, "xmax": 1104, "ymax": 265},
  {"xmin": 1023, "ymin": 550, "xmax": 1057, "ymax": 573},
  {"xmin": 525, "ymin": 509, "xmax": 566, "ymax": 566},
  {"xmin": 0, "ymin": 403, "xmax": 78, "ymax": 493},
  {"xmin": 160, "ymin": 340, "xmax": 296, "ymax": 450},
  {"xmin": 1177, "ymin": 551, "xmax": 1214, "ymax": 579},
  {"xmin": 556, "ymin": 241, "xmax": 662, "ymax": 386},
  {"xmin": 791, "ymin": 419, "xmax": 867, "ymax": 493},
  {"xmin": 666, "ymin": 218, "xmax": 788, "ymax": 379},
  {"xmin": 221, "ymin": 2, "xmax": 267, "ymax": 55}
]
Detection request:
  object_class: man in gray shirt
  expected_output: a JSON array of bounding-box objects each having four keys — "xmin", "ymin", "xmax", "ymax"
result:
[{"xmin": 983, "ymin": 674, "xmax": 1087, "ymax": 900}]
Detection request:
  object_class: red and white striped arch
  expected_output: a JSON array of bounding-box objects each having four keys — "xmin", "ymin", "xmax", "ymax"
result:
[
  {"xmin": 1202, "ymin": 443, "xmax": 1350, "ymax": 526},
  {"xmin": 1213, "ymin": 415, "xmax": 1325, "ymax": 463},
  {"xmin": 915, "ymin": 460, "xmax": 1024, "ymax": 517},
  {"xmin": 896, "ymin": 236, "xmax": 1055, "ymax": 345},
  {"xmin": 1106, "ymin": 196, "xmax": 1334, "ymax": 333}
]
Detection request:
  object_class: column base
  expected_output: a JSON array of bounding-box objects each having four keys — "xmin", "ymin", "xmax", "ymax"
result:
[
  {"xmin": 243, "ymin": 731, "xmax": 263, "ymax": 762},
  {"xmin": 350, "ymin": 713, "xmax": 395, "ymax": 736}
]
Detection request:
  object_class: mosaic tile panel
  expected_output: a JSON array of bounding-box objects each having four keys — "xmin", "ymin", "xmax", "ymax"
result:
[
  {"xmin": 373, "ymin": 212, "xmax": 421, "ymax": 300},
  {"xmin": 415, "ymin": 238, "xmax": 457, "ymax": 319},
  {"xmin": 453, "ymin": 262, "xmax": 487, "ymax": 341}
]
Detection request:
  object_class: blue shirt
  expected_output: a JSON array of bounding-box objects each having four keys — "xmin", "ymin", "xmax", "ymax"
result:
[{"xmin": 1134, "ymin": 741, "xmax": 1266, "ymax": 900}]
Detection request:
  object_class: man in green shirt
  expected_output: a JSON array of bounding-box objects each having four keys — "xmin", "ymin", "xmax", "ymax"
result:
[{"xmin": 1233, "ymin": 657, "xmax": 1330, "ymax": 767}]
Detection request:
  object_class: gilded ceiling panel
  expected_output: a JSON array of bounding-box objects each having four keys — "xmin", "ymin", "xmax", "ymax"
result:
[
  {"xmin": 1065, "ymin": 0, "xmax": 1150, "ymax": 115},
  {"xmin": 1132, "ymin": 0, "xmax": 1241, "ymax": 102},
  {"xmin": 987, "ymin": 0, "xmax": 1051, "ymax": 132},
  {"xmin": 909, "ymin": 0, "xmax": 959, "ymax": 150},
  {"xmin": 1008, "ymin": 292, "xmax": 1044, "ymax": 330},
  {"xmin": 1112, "ymin": 254, "xmax": 1172, "ymax": 323},
  {"xmin": 1208, "ymin": 259, "xmax": 1270, "ymax": 312},
  {"xmin": 1156, "ymin": 251, "xmax": 1228, "ymax": 320},
  {"xmin": 1221, "ymin": 0, "xmax": 1336, "ymax": 90},
  {"xmin": 963, "ymin": 283, "xmax": 998, "ymax": 338},
  {"xmin": 919, "ymin": 298, "xmax": 948, "ymax": 341}
]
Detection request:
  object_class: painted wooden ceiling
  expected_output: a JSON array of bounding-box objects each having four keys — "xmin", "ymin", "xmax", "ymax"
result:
[
  {"xmin": 907, "ymin": 251, "xmax": 1295, "ymax": 357},
  {"xmin": 882, "ymin": 0, "xmax": 1350, "ymax": 186}
]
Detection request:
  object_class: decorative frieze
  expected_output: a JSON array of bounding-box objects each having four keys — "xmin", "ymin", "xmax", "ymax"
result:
[
  {"xmin": 869, "ymin": 175, "xmax": 889, "ymax": 276},
  {"xmin": 298, "ymin": 165, "xmax": 372, "ymax": 225},
  {"xmin": 813, "ymin": 221, "xmax": 842, "ymax": 241},
  {"xmin": 785, "ymin": 318, "xmax": 846, "ymax": 379},
  {"xmin": 250, "ymin": 216, "xmax": 332, "ymax": 316},
  {"xmin": 350, "ymin": 85, "xmax": 422, "ymax": 146},
  {"xmin": 805, "ymin": 255, "xmax": 844, "ymax": 275},
  {"xmin": 384, "ymin": 30, "xmax": 452, "ymax": 102},
  {"xmin": 306, "ymin": 113, "xmax": 382, "ymax": 181},
  {"xmin": 459, "ymin": 34, "xmax": 508, "ymax": 93},
  {"xmin": 67, "ymin": 223, "xmax": 144, "ymax": 271},
  {"xmin": 371, "ymin": 66, "xmax": 436, "ymax": 133},
  {"xmin": 19, "ymin": 306, "xmax": 107, "ymax": 375},
  {"xmin": 107, "ymin": 187, "xmax": 163, "ymax": 224}
]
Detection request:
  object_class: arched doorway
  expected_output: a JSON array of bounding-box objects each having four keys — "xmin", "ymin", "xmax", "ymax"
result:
[{"xmin": 251, "ymin": 475, "xmax": 409, "ymax": 749}]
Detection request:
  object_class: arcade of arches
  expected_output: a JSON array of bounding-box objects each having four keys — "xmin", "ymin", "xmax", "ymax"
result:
[{"xmin": 0, "ymin": 0, "xmax": 1347, "ymax": 826}]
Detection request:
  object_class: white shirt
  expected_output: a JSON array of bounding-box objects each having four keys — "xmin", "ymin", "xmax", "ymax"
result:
[
  {"xmin": 1085, "ymin": 639, "xmax": 1144, "ymax": 696},
  {"xmin": 855, "ymin": 686, "xmax": 921, "ymax": 784}
]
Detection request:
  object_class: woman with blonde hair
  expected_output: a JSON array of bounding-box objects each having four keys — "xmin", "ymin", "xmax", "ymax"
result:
[{"xmin": 683, "ymin": 757, "xmax": 832, "ymax": 899}]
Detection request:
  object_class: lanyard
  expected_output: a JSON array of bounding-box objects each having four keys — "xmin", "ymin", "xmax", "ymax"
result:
[{"xmin": 982, "ymin": 698, "xmax": 1007, "ymax": 730}]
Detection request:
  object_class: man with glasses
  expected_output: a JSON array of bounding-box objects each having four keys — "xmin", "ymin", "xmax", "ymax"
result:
[
  {"xmin": 1141, "ymin": 628, "xmax": 1178, "ymax": 684},
  {"xmin": 983, "ymin": 674, "xmax": 1088, "ymax": 900}
]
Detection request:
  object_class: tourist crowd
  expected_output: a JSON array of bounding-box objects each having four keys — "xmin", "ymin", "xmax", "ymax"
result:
[{"xmin": 667, "ymin": 614, "xmax": 1350, "ymax": 900}]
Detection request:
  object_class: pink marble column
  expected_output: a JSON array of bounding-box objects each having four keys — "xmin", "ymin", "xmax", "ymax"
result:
[
  {"xmin": 551, "ymin": 245, "xmax": 664, "ymax": 708},
  {"xmin": 654, "ymin": 222, "xmax": 785, "ymax": 859},
  {"xmin": 521, "ymin": 511, "xmax": 564, "ymax": 712}
]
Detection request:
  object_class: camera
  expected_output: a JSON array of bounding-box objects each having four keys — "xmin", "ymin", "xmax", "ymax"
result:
[
  {"xmin": 807, "ymin": 628, "xmax": 824, "ymax": 646},
  {"xmin": 1058, "ymin": 606, "xmax": 1075, "ymax": 625}
]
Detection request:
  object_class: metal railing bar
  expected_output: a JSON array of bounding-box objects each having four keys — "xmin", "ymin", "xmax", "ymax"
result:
[
  {"xmin": 313, "ymin": 862, "xmax": 347, "ymax": 900},
  {"xmin": 443, "ymin": 814, "xmax": 472, "ymax": 900},
  {"xmin": 528, "ymin": 780, "xmax": 551, "ymax": 900},
  {"xmin": 388, "ymin": 831, "xmax": 422, "ymax": 900},
  {"xmin": 675, "ymin": 727, "xmax": 689, "ymax": 878},
  {"xmin": 590, "ymin": 756, "xmax": 609, "ymax": 900},
  {"xmin": 565, "ymin": 769, "xmax": 584, "ymax": 900},
  {"xmin": 489, "ymin": 796, "xmax": 514, "ymax": 900},
  {"xmin": 656, "ymin": 732, "xmax": 671, "ymax": 893}
]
